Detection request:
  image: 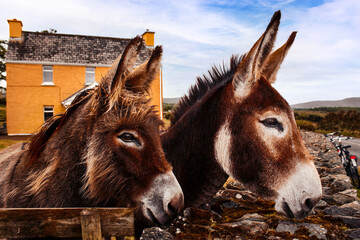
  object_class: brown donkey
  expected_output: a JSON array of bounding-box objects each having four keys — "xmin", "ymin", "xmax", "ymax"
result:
[
  {"xmin": 162, "ymin": 11, "xmax": 322, "ymax": 219},
  {"xmin": 0, "ymin": 37, "xmax": 183, "ymax": 234}
]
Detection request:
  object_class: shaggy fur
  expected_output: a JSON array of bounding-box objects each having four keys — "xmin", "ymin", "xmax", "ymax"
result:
[
  {"xmin": 162, "ymin": 11, "xmax": 321, "ymax": 214},
  {"xmin": 0, "ymin": 36, "xmax": 173, "ymax": 235}
]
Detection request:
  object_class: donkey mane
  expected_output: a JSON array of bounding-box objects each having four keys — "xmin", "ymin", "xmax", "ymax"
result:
[
  {"xmin": 27, "ymin": 89, "xmax": 94, "ymax": 166},
  {"xmin": 170, "ymin": 54, "xmax": 245, "ymax": 126}
]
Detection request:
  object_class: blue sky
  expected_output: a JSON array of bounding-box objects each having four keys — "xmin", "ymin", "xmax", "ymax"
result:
[{"xmin": 0, "ymin": 0, "xmax": 359, "ymax": 104}]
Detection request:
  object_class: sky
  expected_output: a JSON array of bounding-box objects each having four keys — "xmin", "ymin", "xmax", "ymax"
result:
[{"xmin": 0, "ymin": 0, "xmax": 359, "ymax": 105}]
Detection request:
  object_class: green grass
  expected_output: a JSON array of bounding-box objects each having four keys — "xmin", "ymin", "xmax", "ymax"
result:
[
  {"xmin": 0, "ymin": 109, "xmax": 5, "ymax": 120},
  {"xmin": 0, "ymin": 140, "xmax": 23, "ymax": 150},
  {"xmin": 294, "ymin": 107, "xmax": 360, "ymax": 112}
]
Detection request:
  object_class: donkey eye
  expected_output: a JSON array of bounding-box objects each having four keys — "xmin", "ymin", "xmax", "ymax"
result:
[
  {"xmin": 117, "ymin": 132, "xmax": 141, "ymax": 146},
  {"xmin": 118, "ymin": 133, "xmax": 135, "ymax": 142},
  {"xmin": 260, "ymin": 118, "xmax": 284, "ymax": 132}
]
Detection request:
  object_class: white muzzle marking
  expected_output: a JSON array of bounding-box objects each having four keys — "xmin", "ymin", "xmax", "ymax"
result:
[
  {"xmin": 140, "ymin": 171, "xmax": 184, "ymax": 224},
  {"xmin": 274, "ymin": 161, "xmax": 322, "ymax": 218}
]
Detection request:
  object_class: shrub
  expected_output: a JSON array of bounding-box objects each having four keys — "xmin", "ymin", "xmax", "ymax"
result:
[{"xmin": 296, "ymin": 120, "xmax": 315, "ymax": 131}]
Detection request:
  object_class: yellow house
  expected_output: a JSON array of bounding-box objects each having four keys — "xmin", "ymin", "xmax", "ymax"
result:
[{"xmin": 6, "ymin": 19, "xmax": 163, "ymax": 135}]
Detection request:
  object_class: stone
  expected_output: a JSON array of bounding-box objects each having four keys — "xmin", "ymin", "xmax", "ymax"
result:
[
  {"xmin": 324, "ymin": 205, "xmax": 356, "ymax": 216},
  {"xmin": 330, "ymin": 178, "xmax": 353, "ymax": 192},
  {"xmin": 275, "ymin": 221, "xmax": 298, "ymax": 234},
  {"xmin": 342, "ymin": 201, "xmax": 360, "ymax": 215},
  {"xmin": 276, "ymin": 221, "xmax": 327, "ymax": 240},
  {"xmin": 340, "ymin": 189, "xmax": 359, "ymax": 199},
  {"xmin": 220, "ymin": 200, "xmax": 241, "ymax": 209},
  {"xmin": 346, "ymin": 228, "xmax": 360, "ymax": 239},
  {"xmin": 237, "ymin": 190, "xmax": 257, "ymax": 201},
  {"xmin": 182, "ymin": 207, "xmax": 222, "ymax": 224},
  {"xmin": 140, "ymin": 227, "xmax": 174, "ymax": 240},
  {"xmin": 219, "ymin": 220, "xmax": 269, "ymax": 236},
  {"xmin": 339, "ymin": 216, "xmax": 360, "ymax": 228},
  {"xmin": 315, "ymin": 200, "xmax": 328, "ymax": 209},
  {"xmin": 225, "ymin": 180, "xmax": 246, "ymax": 190},
  {"xmin": 239, "ymin": 213, "xmax": 265, "ymax": 222},
  {"xmin": 322, "ymin": 187, "xmax": 334, "ymax": 195},
  {"xmin": 323, "ymin": 193, "xmax": 355, "ymax": 205},
  {"xmin": 301, "ymin": 223, "xmax": 328, "ymax": 240}
]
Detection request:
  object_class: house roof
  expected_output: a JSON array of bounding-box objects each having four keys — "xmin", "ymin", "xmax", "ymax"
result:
[{"xmin": 6, "ymin": 31, "xmax": 152, "ymax": 66}]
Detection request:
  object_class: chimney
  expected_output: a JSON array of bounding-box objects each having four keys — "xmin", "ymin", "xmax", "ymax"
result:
[
  {"xmin": 7, "ymin": 19, "xmax": 23, "ymax": 38},
  {"xmin": 142, "ymin": 29, "xmax": 155, "ymax": 47}
]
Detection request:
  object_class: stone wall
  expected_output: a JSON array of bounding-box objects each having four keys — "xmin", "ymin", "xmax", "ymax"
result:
[{"xmin": 141, "ymin": 131, "xmax": 360, "ymax": 239}]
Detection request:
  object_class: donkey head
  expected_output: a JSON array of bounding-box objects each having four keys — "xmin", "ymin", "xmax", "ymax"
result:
[
  {"xmin": 215, "ymin": 11, "xmax": 322, "ymax": 219},
  {"xmin": 83, "ymin": 37, "xmax": 183, "ymax": 227}
]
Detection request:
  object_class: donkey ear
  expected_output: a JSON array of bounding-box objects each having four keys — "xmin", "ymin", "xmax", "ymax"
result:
[
  {"xmin": 108, "ymin": 36, "xmax": 143, "ymax": 93},
  {"xmin": 232, "ymin": 10, "xmax": 280, "ymax": 99},
  {"xmin": 260, "ymin": 31, "xmax": 297, "ymax": 84},
  {"xmin": 125, "ymin": 46, "xmax": 162, "ymax": 93}
]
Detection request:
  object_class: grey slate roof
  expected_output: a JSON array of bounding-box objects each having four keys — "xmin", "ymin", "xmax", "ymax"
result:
[{"xmin": 6, "ymin": 31, "xmax": 151, "ymax": 65}]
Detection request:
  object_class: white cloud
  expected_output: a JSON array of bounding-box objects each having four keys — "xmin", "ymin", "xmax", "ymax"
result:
[
  {"xmin": 0, "ymin": 0, "xmax": 358, "ymax": 104},
  {"xmin": 274, "ymin": 0, "xmax": 360, "ymax": 104}
]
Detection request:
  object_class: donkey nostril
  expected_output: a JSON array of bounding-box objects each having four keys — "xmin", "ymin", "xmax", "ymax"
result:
[
  {"xmin": 304, "ymin": 198, "xmax": 313, "ymax": 210},
  {"xmin": 303, "ymin": 196, "xmax": 320, "ymax": 213},
  {"xmin": 166, "ymin": 195, "xmax": 184, "ymax": 218},
  {"xmin": 167, "ymin": 202, "xmax": 176, "ymax": 216}
]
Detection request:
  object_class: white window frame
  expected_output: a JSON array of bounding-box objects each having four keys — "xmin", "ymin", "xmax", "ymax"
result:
[
  {"xmin": 85, "ymin": 67, "xmax": 95, "ymax": 85},
  {"xmin": 42, "ymin": 66, "xmax": 54, "ymax": 86},
  {"xmin": 43, "ymin": 106, "xmax": 54, "ymax": 122}
]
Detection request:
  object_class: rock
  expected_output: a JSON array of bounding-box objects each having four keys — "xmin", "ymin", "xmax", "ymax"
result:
[
  {"xmin": 315, "ymin": 200, "xmax": 328, "ymax": 210},
  {"xmin": 330, "ymin": 178, "xmax": 353, "ymax": 192},
  {"xmin": 340, "ymin": 189, "xmax": 359, "ymax": 199},
  {"xmin": 239, "ymin": 213, "xmax": 265, "ymax": 222},
  {"xmin": 342, "ymin": 201, "xmax": 360, "ymax": 214},
  {"xmin": 324, "ymin": 205, "xmax": 356, "ymax": 216},
  {"xmin": 338, "ymin": 216, "xmax": 360, "ymax": 228},
  {"xmin": 225, "ymin": 180, "xmax": 246, "ymax": 190},
  {"xmin": 275, "ymin": 221, "xmax": 298, "ymax": 234},
  {"xmin": 216, "ymin": 189, "xmax": 257, "ymax": 201},
  {"xmin": 182, "ymin": 207, "xmax": 222, "ymax": 224},
  {"xmin": 140, "ymin": 227, "xmax": 174, "ymax": 240},
  {"xmin": 221, "ymin": 200, "xmax": 241, "ymax": 209},
  {"xmin": 301, "ymin": 223, "xmax": 328, "ymax": 240},
  {"xmin": 219, "ymin": 220, "xmax": 269, "ymax": 236},
  {"xmin": 346, "ymin": 228, "xmax": 360, "ymax": 239},
  {"xmin": 322, "ymin": 186, "xmax": 334, "ymax": 195},
  {"xmin": 323, "ymin": 193, "xmax": 355, "ymax": 205},
  {"xmin": 276, "ymin": 221, "xmax": 327, "ymax": 240},
  {"xmin": 236, "ymin": 190, "xmax": 257, "ymax": 201}
]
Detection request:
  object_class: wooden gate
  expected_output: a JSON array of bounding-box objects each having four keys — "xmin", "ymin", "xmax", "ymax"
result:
[{"xmin": 0, "ymin": 208, "xmax": 134, "ymax": 239}]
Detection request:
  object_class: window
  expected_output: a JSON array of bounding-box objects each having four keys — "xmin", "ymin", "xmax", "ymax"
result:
[
  {"xmin": 44, "ymin": 106, "xmax": 54, "ymax": 122},
  {"xmin": 85, "ymin": 67, "xmax": 95, "ymax": 85},
  {"xmin": 43, "ymin": 66, "xmax": 53, "ymax": 85}
]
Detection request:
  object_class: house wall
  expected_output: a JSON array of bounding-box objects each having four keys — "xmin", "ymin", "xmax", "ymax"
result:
[{"xmin": 6, "ymin": 63, "xmax": 162, "ymax": 135}]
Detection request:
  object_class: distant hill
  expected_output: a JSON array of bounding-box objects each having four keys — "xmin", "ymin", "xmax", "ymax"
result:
[
  {"xmin": 292, "ymin": 97, "xmax": 360, "ymax": 109},
  {"xmin": 164, "ymin": 97, "xmax": 180, "ymax": 104}
]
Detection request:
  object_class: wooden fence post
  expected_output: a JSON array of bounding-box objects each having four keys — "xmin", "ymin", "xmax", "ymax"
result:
[{"xmin": 80, "ymin": 209, "xmax": 102, "ymax": 240}]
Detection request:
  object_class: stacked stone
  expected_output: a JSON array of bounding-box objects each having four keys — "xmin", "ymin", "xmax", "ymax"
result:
[{"xmin": 141, "ymin": 131, "xmax": 360, "ymax": 240}]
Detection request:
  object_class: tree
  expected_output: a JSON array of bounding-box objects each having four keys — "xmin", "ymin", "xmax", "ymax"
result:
[{"xmin": 0, "ymin": 40, "xmax": 7, "ymax": 81}]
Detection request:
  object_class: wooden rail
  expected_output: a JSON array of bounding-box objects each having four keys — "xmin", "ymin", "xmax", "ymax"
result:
[{"xmin": 0, "ymin": 208, "xmax": 134, "ymax": 239}]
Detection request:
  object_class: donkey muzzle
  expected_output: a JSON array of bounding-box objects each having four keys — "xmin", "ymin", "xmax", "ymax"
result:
[
  {"xmin": 140, "ymin": 171, "xmax": 184, "ymax": 225},
  {"xmin": 274, "ymin": 161, "xmax": 322, "ymax": 219}
]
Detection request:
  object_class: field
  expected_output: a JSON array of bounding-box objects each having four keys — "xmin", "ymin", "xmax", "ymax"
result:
[
  {"xmin": 294, "ymin": 107, "xmax": 360, "ymax": 137},
  {"xmin": 163, "ymin": 103, "xmax": 360, "ymax": 137}
]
